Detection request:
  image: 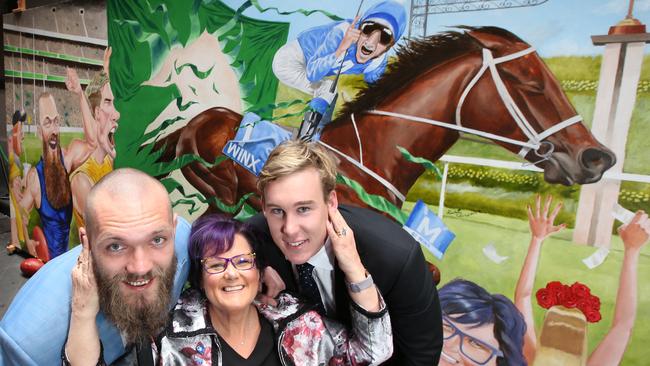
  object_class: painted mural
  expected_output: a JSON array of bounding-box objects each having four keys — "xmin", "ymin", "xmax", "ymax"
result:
[{"xmin": 4, "ymin": 0, "xmax": 650, "ymax": 364}]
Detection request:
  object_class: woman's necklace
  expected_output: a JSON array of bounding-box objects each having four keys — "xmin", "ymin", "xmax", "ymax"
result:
[{"xmin": 211, "ymin": 306, "xmax": 260, "ymax": 349}]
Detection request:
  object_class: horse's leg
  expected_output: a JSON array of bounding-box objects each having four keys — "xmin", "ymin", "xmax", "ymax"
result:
[{"xmin": 175, "ymin": 107, "xmax": 245, "ymax": 216}]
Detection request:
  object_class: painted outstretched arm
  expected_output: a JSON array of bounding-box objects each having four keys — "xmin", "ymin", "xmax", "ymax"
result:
[
  {"xmin": 65, "ymin": 67, "xmax": 98, "ymax": 149},
  {"xmin": 65, "ymin": 227, "xmax": 102, "ymax": 365},
  {"xmin": 514, "ymin": 195, "xmax": 565, "ymax": 364},
  {"xmin": 586, "ymin": 211, "xmax": 649, "ymax": 366}
]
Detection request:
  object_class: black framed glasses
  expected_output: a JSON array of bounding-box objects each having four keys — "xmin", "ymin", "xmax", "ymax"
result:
[
  {"xmin": 201, "ymin": 252, "xmax": 256, "ymax": 274},
  {"xmin": 442, "ymin": 316, "xmax": 504, "ymax": 365},
  {"xmin": 359, "ymin": 21, "xmax": 393, "ymax": 45}
]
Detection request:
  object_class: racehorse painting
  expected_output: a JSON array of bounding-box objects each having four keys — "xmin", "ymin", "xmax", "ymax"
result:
[{"xmin": 152, "ymin": 26, "xmax": 615, "ymax": 215}]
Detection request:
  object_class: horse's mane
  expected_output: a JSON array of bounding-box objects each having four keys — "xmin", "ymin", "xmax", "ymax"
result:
[{"xmin": 334, "ymin": 26, "xmax": 524, "ymax": 122}]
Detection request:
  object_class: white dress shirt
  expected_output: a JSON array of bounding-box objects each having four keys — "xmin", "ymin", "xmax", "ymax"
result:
[{"xmin": 292, "ymin": 238, "xmax": 337, "ymax": 316}]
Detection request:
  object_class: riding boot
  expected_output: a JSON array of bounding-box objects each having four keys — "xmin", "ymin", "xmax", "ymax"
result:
[{"xmin": 298, "ymin": 110, "xmax": 323, "ymax": 141}]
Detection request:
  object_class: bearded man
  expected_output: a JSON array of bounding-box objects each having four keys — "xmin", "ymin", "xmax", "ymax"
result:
[
  {"xmin": 20, "ymin": 89, "xmax": 101, "ymax": 259},
  {"xmin": 1, "ymin": 168, "xmax": 191, "ymax": 365}
]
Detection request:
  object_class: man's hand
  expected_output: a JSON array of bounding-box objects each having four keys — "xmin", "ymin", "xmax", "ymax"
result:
[
  {"xmin": 257, "ymin": 266, "xmax": 285, "ymax": 306},
  {"xmin": 327, "ymin": 205, "xmax": 366, "ymax": 283},
  {"xmin": 618, "ymin": 210, "xmax": 650, "ymax": 253},
  {"xmin": 65, "ymin": 67, "xmax": 83, "ymax": 95},
  {"xmin": 527, "ymin": 195, "xmax": 566, "ymax": 241},
  {"xmin": 71, "ymin": 239, "xmax": 99, "ymax": 320},
  {"xmin": 335, "ymin": 15, "xmax": 361, "ymax": 59}
]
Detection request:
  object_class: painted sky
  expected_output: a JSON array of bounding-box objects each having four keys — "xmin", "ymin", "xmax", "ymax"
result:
[{"xmin": 225, "ymin": 0, "xmax": 650, "ymax": 56}]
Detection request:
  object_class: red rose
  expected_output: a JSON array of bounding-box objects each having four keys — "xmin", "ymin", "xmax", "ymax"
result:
[
  {"xmin": 571, "ymin": 282, "xmax": 591, "ymax": 299},
  {"xmin": 560, "ymin": 288, "xmax": 578, "ymax": 308},
  {"xmin": 576, "ymin": 299, "xmax": 589, "ymax": 313},
  {"xmin": 584, "ymin": 308, "xmax": 602, "ymax": 323},
  {"xmin": 546, "ymin": 281, "xmax": 564, "ymax": 303},
  {"xmin": 546, "ymin": 281, "xmax": 563, "ymax": 293},
  {"xmin": 536, "ymin": 288, "xmax": 555, "ymax": 309},
  {"xmin": 587, "ymin": 295, "xmax": 601, "ymax": 311}
]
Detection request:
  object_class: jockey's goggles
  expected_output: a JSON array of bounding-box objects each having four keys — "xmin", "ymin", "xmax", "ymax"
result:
[{"xmin": 360, "ymin": 21, "xmax": 394, "ymax": 45}]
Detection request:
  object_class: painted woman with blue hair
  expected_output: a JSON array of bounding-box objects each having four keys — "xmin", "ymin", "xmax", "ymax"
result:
[
  {"xmin": 438, "ymin": 279, "xmax": 527, "ymax": 366},
  {"xmin": 272, "ymin": 0, "xmax": 407, "ymax": 140}
]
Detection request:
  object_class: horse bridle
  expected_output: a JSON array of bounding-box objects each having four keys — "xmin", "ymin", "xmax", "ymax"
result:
[{"xmin": 319, "ymin": 46, "xmax": 583, "ymax": 203}]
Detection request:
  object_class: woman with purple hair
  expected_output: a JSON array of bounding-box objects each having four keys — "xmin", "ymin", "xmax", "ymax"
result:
[
  {"xmin": 157, "ymin": 214, "xmax": 393, "ymax": 366},
  {"xmin": 438, "ymin": 279, "xmax": 527, "ymax": 366}
]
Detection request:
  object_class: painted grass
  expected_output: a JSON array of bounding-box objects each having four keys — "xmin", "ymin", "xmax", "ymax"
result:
[{"xmin": 401, "ymin": 201, "xmax": 650, "ymax": 365}]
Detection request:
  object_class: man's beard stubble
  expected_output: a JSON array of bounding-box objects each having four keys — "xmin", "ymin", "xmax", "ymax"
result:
[
  {"xmin": 42, "ymin": 138, "xmax": 71, "ymax": 209},
  {"xmin": 93, "ymin": 255, "xmax": 177, "ymax": 345}
]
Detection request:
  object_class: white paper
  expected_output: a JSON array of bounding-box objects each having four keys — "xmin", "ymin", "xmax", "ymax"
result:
[
  {"xmin": 612, "ymin": 202, "xmax": 635, "ymax": 224},
  {"xmin": 482, "ymin": 243, "xmax": 508, "ymax": 264},
  {"xmin": 582, "ymin": 247, "xmax": 610, "ymax": 269}
]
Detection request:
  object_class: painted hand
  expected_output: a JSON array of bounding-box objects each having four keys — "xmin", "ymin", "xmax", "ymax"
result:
[
  {"xmin": 527, "ymin": 195, "xmax": 566, "ymax": 241},
  {"xmin": 65, "ymin": 67, "xmax": 83, "ymax": 95},
  {"xmin": 103, "ymin": 46, "xmax": 112, "ymax": 76},
  {"xmin": 618, "ymin": 210, "xmax": 650, "ymax": 252},
  {"xmin": 336, "ymin": 15, "xmax": 361, "ymax": 58},
  {"xmin": 327, "ymin": 205, "xmax": 366, "ymax": 283}
]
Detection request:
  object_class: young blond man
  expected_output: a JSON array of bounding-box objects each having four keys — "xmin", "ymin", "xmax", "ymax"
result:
[{"xmin": 249, "ymin": 140, "xmax": 443, "ymax": 365}]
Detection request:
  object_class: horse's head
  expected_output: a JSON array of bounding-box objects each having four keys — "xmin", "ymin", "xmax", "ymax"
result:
[{"xmin": 460, "ymin": 27, "xmax": 615, "ymax": 185}]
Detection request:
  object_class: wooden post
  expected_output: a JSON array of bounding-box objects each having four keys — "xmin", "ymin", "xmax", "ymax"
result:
[{"xmin": 573, "ymin": 29, "xmax": 650, "ymax": 247}]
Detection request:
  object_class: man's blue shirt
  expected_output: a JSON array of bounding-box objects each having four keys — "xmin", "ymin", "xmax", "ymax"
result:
[{"xmin": 0, "ymin": 217, "xmax": 191, "ymax": 366}]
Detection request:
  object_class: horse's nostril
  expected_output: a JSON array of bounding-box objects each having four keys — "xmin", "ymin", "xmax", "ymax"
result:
[{"xmin": 580, "ymin": 148, "xmax": 616, "ymax": 172}]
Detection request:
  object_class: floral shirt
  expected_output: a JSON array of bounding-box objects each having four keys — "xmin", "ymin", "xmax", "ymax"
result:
[{"xmin": 157, "ymin": 289, "xmax": 393, "ymax": 366}]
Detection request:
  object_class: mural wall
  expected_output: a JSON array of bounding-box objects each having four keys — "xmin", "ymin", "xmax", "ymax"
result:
[{"xmin": 4, "ymin": 0, "xmax": 650, "ymax": 364}]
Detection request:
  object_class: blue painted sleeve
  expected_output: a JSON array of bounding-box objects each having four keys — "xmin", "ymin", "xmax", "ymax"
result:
[{"xmin": 305, "ymin": 27, "xmax": 346, "ymax": 82}]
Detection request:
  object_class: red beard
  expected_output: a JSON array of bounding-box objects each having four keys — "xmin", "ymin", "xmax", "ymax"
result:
[{"xmin": 42, "ymin": 138, "xmax": 71, "ymax": 210}]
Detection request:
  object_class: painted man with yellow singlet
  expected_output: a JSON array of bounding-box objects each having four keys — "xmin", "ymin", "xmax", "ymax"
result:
[
  {"xmin": 66, "ymin": 48, "xmax": 120, "ymax": 228},
  {"xmin": 7, "ymin": 110, "xmax": 37, "ymax": 256}
]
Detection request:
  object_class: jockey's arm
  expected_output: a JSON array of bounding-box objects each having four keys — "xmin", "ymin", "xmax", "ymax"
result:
[{"xmin": 305, "ymin": 24, "xmax": 349, "ymax": 82}]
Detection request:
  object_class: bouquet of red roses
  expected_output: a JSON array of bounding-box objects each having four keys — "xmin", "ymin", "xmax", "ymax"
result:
[{"xmin": 536, "ymin": 281, "xmax": 601, "ymax": 323}]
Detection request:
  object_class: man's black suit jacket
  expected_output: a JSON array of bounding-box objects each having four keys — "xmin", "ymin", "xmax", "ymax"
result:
[{"xmin": 248, "ymin": 204, "xmax": 443, "ymax": 366}]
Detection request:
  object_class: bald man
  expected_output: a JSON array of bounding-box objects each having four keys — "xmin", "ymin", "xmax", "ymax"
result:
[
  {"xmin": 0, "ymin": 168, "xmax": 191, "ymax": 366},
  {"xmin": 19, "ymin": 92, "xmax": 100, "ymax": 259}
]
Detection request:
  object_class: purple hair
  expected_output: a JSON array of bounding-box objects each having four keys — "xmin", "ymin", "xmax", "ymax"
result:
[{"xmin": 188, "ymin": 214, "xmax": 264, "ymax": 290}]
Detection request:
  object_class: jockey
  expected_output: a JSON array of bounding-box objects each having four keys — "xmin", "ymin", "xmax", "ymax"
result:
[{"xmin": 272, "ymin": 0, "xmax": 407, "ymax": 140}]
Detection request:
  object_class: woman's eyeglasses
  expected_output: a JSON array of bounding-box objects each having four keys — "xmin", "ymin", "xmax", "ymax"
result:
[
  {"xmin": 359, "ymin": 21, "xmax": 394, "ymax": 45},
  {"xmin": 442, "ymin": 316, "xmax": 504, "ymax": 365},
  {"xmin": 201, "ymin": 252, "xmax": 256, "ymax": 274}
]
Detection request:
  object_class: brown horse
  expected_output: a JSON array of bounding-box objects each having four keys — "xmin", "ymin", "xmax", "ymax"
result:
[{"xmin": 153, "ymin": 26, "xmax": 615, "ymax": 214}]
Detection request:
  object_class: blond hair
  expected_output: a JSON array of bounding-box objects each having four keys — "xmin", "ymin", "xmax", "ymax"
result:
[
  {"xmin": 85, "ymin": 71, "xmax": 109, "ymax": 119},
  {"xmin": 258, "ymin": 140, "xmax": 338, "ymax": 199}
]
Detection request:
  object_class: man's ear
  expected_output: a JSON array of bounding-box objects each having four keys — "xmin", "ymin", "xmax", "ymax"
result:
[
  {"xmin": 261, "ymin": 197, "xmax": 268, "ymax": 216},
  {"xmin": 171, "ymin": 212, "xmax": 178, "ymax": 237},
  {"xmin": 79, "ymin": 226, "xmax": 90, "ymax": 251},
  {"xmin": 327, "ymin": 190, "xmax": 338, "ymax": 210}
]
